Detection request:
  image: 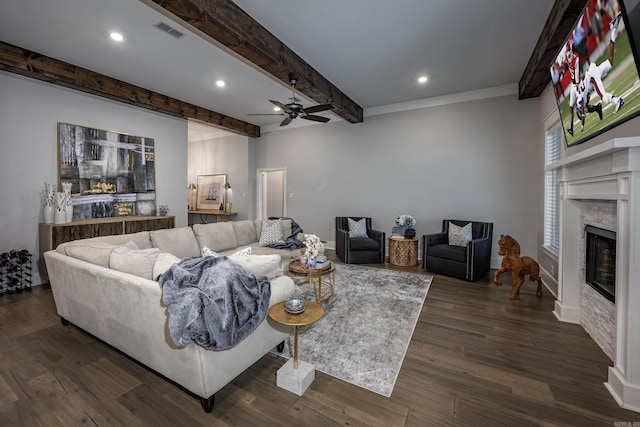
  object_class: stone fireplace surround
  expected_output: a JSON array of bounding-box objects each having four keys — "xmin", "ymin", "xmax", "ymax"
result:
[{"xmin": 547, "ymin": 137, "xmax": 640, "ymax": 412}]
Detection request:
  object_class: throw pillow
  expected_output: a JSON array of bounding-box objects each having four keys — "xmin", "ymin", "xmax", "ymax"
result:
[
  {"xmin": 153, "ymin": 252, "xmax": 180, "ymax": 280},
  {"xmin": 228, "ymin": 254, "xmax": 281, "ymax": 279},
  {"xmin": 233, "ymin": 247, "xmax": 253, "ymax": 256},
  {"xmin": 348, "ymin": 217, "xmax": 368, "ymax": 238},
  {"xmin": 202, "ymin": 245, "xmax": 220, "ymax": 258},
  {"xmin": 258, "ymin": 219, "xmax": 284, "ymax": 247},
  {"xmin": 449, "ymin": 222, "xmax": 472, "ymax": 247},
  {"xmin": 109, "ymin": 247, "xmax": 161, "ymax": 280},
  {"xmin": 152, "ymin": 252, "xmax": 181, "ymax": 279}
]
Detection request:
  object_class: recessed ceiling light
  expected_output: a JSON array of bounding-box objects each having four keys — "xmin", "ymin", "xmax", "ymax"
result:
[
  {"xmin": 215, "ymin": 80, "xmax": 226, "ymax": 88},
  {"xmin": 273, "ymin": 106, "xmax": 281, "ymax": 112},
  {"xmin": 418, "ymin": 76, "xmax": 428, "ymax": 84},
  {"xmin": 110, "ymin": 32, "xmax": 124, "ymax": 42}
]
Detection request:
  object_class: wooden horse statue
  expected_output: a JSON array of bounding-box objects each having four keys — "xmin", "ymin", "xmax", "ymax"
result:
[{"xmin": 493, "ymin": 234, "xmax": 543, "ymax": 300}]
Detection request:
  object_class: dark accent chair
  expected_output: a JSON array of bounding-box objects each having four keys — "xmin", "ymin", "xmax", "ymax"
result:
[
  {"xmin": 335, "ymin": 217, "xmax": 385, "ymax": 264},
  {"xmin": 422, "ymin": 219, "xmax": 493, "ymax": 281}
]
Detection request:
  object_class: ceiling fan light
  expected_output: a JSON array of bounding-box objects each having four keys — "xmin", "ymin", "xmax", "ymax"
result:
[{"xmin": 274, "ymin": 106, "xmax": 281, "ymax": 112}]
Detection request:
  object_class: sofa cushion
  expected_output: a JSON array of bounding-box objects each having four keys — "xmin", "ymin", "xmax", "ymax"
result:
[
  {"xmin": 110, "ymin": 247, "xmax": 161, "ymax": 280},
  {"xmin": 152, "ymin": 252, "xmax": 181, "ymax": 279},
  {"xmin": 232, "ymin": 220, "xmax": 259, "ymax": 246},
  {"xmin": 64, "ymin": 240, "xmax": 139, "ymax": 267},
  {"xmin": 228, "ymin": 254, "xmax": 281, "ymax": 279},
  {"xmin": 448, "ymin": 222, "xmax": 472, "ymax": 247},
  {"xmin": 150, "ymin": 227, "xmax": 201, "ymax": 258},
  {"xmin": 251, "ymin": 246, "xmax": 300, "ymax": 259},
  {"xmin": 427, "ymin": 243, "xmax": 466, "ymax": 262},
  {"xmin": 348, "ymin": 217, "xmax": 368, "ymax": 238},
  {"xmin": 193, "ymin": 222, "xmax": 238, "ymax": 252},
  {"xmin": 258, "ymin": 219, "xmax": 284, "ymax": 247},
  {"xmin": 349, "ymin": 237, "xmax": 379, "ymax": 251}
]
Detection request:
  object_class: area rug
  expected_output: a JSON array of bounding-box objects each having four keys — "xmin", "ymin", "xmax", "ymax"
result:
[{"xmin": 276, "ymin": 264, "xmax": 432, "ymax": 397}]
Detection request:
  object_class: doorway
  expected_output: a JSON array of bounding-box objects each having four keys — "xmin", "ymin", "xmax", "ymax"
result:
[{"xmin": 257, "ymin": 168, "xmax": 286, "ymax": 220}]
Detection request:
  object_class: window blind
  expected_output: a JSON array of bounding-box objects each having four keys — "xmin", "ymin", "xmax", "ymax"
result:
[{"xmin": 544, "ymin": 124, "xmax": 562, "ymax": 253}]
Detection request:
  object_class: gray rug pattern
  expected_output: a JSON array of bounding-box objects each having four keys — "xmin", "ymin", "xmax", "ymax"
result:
[{"xmin": 278, "ymin": 264, "xmax": 432, "ymax": 397}]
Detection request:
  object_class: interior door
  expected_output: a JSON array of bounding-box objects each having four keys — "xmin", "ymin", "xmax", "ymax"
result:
[{"xmin": 257, "ymin": 168, "xmax": 286, "ymax": 220}]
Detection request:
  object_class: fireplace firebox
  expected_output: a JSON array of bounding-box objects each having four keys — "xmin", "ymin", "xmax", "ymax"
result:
[{"xmin": 585, "ymin": 225, "xmax": 616, "ymax": 303}]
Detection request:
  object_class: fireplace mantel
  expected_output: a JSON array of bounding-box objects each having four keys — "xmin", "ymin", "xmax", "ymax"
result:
[{"xmin": 551, "ymin": 137, "xmax": 640, "ymax": 412}]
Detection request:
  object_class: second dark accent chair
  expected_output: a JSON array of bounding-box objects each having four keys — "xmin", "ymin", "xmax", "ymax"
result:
[
  {"xmin": 335, "ymin": 217, "xmax": 385, "ymax": 264},
  {"xmin": 422, "ymin": 219, "xmax": 493, "ymax": 281}
]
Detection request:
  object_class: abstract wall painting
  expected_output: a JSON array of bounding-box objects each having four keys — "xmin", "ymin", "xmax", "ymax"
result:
[{"xmin": 58, "ymin": 123, "xmax": 156, "ymax": 219}]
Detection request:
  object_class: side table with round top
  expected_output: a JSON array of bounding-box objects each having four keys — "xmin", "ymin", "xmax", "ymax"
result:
[
  {"xmin": 285, "ymin": 260, "xmax": 336, "ymax": 303},
  {"xmin": 268, "ymin": 300, "xmax": 324, "ymax": 395},
  {"xmin": 388, "ymin": 236, "xmax": 420, "ymax": 266}
]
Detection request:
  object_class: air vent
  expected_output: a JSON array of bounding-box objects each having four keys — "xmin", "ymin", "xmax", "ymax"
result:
[{"xmin": 153, "ymin": 21, "xmax": 184, "ymax": 39}]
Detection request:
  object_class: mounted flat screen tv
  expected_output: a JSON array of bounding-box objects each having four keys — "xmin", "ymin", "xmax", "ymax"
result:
[{"xmin": 550, "ymin": 0, "xmax": 640, "ymax": 147}]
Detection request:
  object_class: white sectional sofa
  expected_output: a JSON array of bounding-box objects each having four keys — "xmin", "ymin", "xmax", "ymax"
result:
[{"xmin": 44, "ymin": 219, "xmax": 303, "ymax": 412}]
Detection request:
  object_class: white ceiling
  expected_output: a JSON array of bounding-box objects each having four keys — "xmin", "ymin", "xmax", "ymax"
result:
[{"xmin": 0, "ymin": 0, "xmax": 554, "ymax": 139}]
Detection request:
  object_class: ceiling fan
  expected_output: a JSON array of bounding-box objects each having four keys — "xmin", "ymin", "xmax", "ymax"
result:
[{"xmin": 249, "ymin": 78, "xmax": 334, "ymax": 126}]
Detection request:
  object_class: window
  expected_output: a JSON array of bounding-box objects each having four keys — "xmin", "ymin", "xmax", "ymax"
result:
[{"xmin": 544, "ymin": 123, "xmax": 562, "ymax": 253}]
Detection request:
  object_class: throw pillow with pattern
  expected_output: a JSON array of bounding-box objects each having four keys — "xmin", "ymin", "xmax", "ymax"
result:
[
  {"xmin": 202, "ymin": 245, "xmax": 221, "ymax": 257},
  {"xmin": 258, "ymin": 219, "xmax": 284, "ymax": 247},
  {"xmin": 448, "ymin": 222, "xmax": 472, "ymax": 247},
  {"xmin": 348, "ymin": 217, "xmax": 368, "ymax": 238},
  {"xmin": 232, "ymin": 247, "xmax": 253, "ymax": 256}
]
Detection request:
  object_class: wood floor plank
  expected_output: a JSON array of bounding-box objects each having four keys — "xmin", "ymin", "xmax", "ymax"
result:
[{"xmin": 0, "ymin": 258, "xmax": 637, "ymax": 425}]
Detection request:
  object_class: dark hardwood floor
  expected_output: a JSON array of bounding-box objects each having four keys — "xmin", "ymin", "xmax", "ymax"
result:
[{"xmin": 0, "ymin": 252, "xmax": 637, "ymax": 426}]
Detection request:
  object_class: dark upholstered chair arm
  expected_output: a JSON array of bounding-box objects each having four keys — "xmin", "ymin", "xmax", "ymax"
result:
[{"xmin": 336, "ymin": 227, "xmax": 350, "ymax": 263}]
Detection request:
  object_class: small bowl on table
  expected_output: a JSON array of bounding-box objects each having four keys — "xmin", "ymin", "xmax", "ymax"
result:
[{"xmin": 284, "ymin": 298, "xmax": 305, "ymax": 314}]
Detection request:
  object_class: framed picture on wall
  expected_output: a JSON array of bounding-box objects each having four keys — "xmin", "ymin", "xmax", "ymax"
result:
[{"xmin": 196, "ymin": 174, "xmax": 226, "ymax": 210}]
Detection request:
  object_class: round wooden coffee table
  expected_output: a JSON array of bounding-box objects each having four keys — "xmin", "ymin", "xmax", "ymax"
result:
[
  {"xmin": 285, "ymin": 260, "xmax": 336, "ymax": 303},
  {"xmin": 269, "ymin": 300, "xmax": 323, "ymax": 370}
]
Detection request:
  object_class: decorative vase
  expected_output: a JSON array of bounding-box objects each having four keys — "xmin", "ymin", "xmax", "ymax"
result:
[
  {"xmin": 42, "ymin": 182, "xmax": 55, "ymax": 224},
  {"xmin": 62, "ymin": 182, "xmax": 73, "ymax": 222},
  {"xmin": 65, "ymin": 204, "xmax": 74, "ymax": 222},
  {"xmin": 404, "ymin": 228, "xmax": 416, "ymax": 239},
  {"xmin": 54, "ymin": 192, "xmax": 67, "ymax": 224},
  {"xmin": 316, "ymin": 254, "xmax": 327, "ymax": 266},
  {"xmin": 306, "ymin": 255, "xmax": 316, "ymax": 269},
  {"xmin": 43, "ymin": 205, "xmax": 54, "ymax": 224},
  {"xmin": 54, "ymin": 208, "xmax": 66, "ymax": 224}
]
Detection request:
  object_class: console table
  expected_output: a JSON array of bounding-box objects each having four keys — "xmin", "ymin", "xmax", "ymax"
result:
[
  {"xmin": 188, "ymin": 210, "xmax": 237, "ymax": 225},
  {"xmin": 39, "ymin": 215, "xmax": 175, "ymax": 280}
]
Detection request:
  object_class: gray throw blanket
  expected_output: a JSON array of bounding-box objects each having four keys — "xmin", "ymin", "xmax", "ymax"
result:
[
  {"xmin": 267, "ymin": 216, "xmax": 304, "ymax": 250},
  {"xmin": 158, "ymin": 256, "xmax": 271, "ymax": 350}
]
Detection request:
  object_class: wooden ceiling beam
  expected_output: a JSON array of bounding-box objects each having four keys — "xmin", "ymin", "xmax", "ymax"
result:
[
  {"xmin": 519, "ymin": 0, "xmax": 588, "ymax": 99},
  {"xmin": 145, "ymin": 0, "xmax": 364, "ymax": 124},
  {"xmin": 0, "ymin": 40, "xmax": 260, "ymax": 137}
]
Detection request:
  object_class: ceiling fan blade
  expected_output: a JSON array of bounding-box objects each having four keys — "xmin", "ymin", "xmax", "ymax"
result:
[
  {"xmin": 270, "ymin": 100, "xmax": 290, "ymax": 111},
  {"xmin": 301, "ymin": 115, "xmax": 330, "ymax": 123},
  {"xmin": 302, "ymin": 103, "xmax": 334, "ymax": 114},
  {"xmin": 280, "ymin": 116, "xmax": 294, "ymax": 126}
]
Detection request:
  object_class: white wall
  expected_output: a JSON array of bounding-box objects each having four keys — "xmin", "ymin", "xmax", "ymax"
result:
[
  {"xmin": 255, "ymin": 94, "xmax": 541, "ymax": 265},
  {"xmin": 0, "ymin": 72, "xmax": 188, "ymax": 285}
]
